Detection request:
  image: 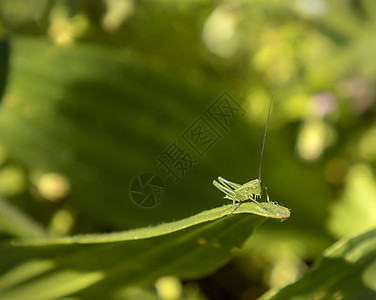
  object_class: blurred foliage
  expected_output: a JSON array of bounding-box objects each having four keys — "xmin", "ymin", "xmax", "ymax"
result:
[
  {"xmin": 0, "ymin": 0, "xmax": 376, "ymax": 299},
  {"xmin": 261, "ymin": 227, "xmax": 376, "ymax": 300}
]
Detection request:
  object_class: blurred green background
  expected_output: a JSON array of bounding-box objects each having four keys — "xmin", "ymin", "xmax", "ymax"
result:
[{"xmin": 0, "ymin": 0, "xmax": 376, "ymax": 299}]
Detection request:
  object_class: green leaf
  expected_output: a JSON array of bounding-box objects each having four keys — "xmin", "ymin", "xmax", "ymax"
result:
[
  {"xmin": 0, "ymin": 202, "xmax": 289, "ymax": 300},
  {"xmin": 0, "ymin": 35, "xmax": 324, "ymax": 241},
  {"xmin": 261, "ymin": 227, "xmax": 376, "ymax": 300},
  {"xmin": 0, "ymin": 36, "xmax": 230, "ymax": 229}
]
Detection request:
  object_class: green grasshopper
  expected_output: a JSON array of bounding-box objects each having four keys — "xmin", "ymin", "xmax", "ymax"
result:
[{"xmin": 213, "ymin": 81, "xmax": 276, "ymax": 215}]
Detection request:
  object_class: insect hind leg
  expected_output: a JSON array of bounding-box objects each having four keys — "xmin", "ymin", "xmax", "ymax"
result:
[
  {"xmin": 213, "ymin": 179, "xmax": 241, "ymax": 216},
  {"xmin": 217, "ymin": 177, "xmax": 241, "ymax": 190},
  {"xmin": 213, "ymin": 180, "xmax": 236, "ymax": 198}
]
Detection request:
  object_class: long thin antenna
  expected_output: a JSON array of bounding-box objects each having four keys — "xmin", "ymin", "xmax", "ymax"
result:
[{"xmin": 258, "ymin": 80, "xmax": 277, "ymax": 182}]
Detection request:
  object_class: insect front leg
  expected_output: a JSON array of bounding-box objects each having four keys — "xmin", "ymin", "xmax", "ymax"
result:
[
  {"xmin": 263, "ymin": 186, "xmax": 270, "ymax": 202},
  {"xmin": 263, "ymin": 186, "xmax": 277, "ymax": 205}
]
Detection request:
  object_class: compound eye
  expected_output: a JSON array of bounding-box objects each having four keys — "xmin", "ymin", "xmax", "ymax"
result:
[{"xmin": 252, "ymin": 181, "xmax": 259, "ymax": 189}]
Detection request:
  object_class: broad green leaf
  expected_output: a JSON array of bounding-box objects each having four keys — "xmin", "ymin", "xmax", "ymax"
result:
[
  {"xmin": 0, "ymin": 202, "xmax": 289, "ymax": 300},
  {"xmin": 261, "ymin": 227, "xmax": 376, "ymax": 300},
  {"xmin": 0, "ymin": 34, "xmax": 326, "ymax": 242}
]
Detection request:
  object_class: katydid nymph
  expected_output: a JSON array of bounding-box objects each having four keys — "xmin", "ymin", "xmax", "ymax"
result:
[{"xmin": 213, "ymin": 81, "xmax": 277, "ymax": 215}]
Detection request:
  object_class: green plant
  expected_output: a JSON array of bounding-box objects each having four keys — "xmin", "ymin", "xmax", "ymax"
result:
[{"xmin": 1, "ymin": 1, "xmax": 376, "ymax": 299}]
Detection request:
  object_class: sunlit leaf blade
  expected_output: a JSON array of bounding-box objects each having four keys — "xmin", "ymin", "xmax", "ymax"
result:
[
  {"xmin": 0, "ymin": 202, "xmax": 289, "ymax": 300},
  {"xmin": 261, "ymin": 228, "xmax": 376, "ymax": 300}
]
